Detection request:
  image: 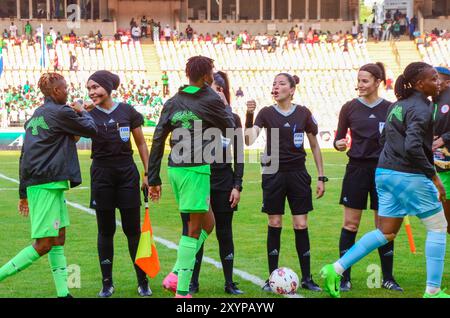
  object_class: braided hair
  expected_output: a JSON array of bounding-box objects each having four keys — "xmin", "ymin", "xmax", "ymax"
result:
[
  {"xmin": 185, "ymin": 56, "xmax": 214, "ymax": 82},
  {"xmin": 38, "ymin": 72, "xmax": 65, "ymax": 97},
  {"xmin": 394, "ymin": 62, "xmax": 433, "ymax": 100}
]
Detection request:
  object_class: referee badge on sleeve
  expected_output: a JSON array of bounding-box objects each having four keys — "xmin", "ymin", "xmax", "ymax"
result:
[{"xmin": 119, "ymin": 126, "xmax": 130, "ymax": 142}]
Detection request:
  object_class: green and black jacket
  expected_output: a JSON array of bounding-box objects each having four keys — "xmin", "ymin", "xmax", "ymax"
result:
[
  {"xmin": 378, "ymin": 91, "xmax": 436, "ymax": 179},
  {"xmin": 147, "ymin": 85, "xmax": 236, "ymax": 186}
]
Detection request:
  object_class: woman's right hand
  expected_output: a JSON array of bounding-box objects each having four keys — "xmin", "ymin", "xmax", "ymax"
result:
[
  {"xmin": 246, "ymin": 100, "xmax": 257, "ymax": 114},
  {"xmin": 83, "ymin": 101, "xmax": 95, "ymax": 112},
  {"xmin": 335, "ymin": 138, "xmax": 348, "ymax": 152}
]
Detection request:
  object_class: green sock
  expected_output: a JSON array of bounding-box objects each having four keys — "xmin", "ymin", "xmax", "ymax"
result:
[
  {"xmin": 175, "ymin": 235, "xmax": 198, "ymax": 296},
  {"xmin": 0, "ymin": 246, "xmax": 40, "ymax": 282},
  {"xmin": 172, "ymin": 230, "xmax": 209, "ymax": 275},
  {"xmin": 48, "ymin": 246, "xmax": 69, "ymax": 297}
]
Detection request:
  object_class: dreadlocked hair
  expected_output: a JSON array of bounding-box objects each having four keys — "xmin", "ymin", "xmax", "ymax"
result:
[
  {"xmin": 394, "ymin": 62, "xmax": 433, "ymax": 100},
  {"xmin": 185, "ymin": 56, "xmax": 215, "ymax": 82},
  {"xmin": 38, "ymin": 72, "xmax": 65, "ymax": 97}
]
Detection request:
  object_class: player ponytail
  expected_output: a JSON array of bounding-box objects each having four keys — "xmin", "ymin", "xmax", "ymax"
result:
[
  {"xmin": 395, "ymin": 62, "xmax": 433, "ymax": 100},
  {"xmin": 277, "ymin": 73, "xmax": 299, "ymax": 88}
]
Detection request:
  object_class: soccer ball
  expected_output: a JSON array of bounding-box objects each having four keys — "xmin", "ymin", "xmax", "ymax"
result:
[{"xmin": 269, "ymin": 267, "xmax": 299, "ymax": 295}]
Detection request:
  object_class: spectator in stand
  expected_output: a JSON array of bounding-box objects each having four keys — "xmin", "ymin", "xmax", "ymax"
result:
[
  {"xmin": 130, "ymin": 18, "xmax": 137, "ymax": 28},
  {"xmin": 381, "ymin": 21, "xmax": 391, "ymax": 41},
  {"xmin": 236, "ymin": 87, "xmax": 244, "ymax": 99},
  {"xmin": 69, "ymin": 51, "xmax": 77, "ymax": 71},
  {"xmin": 10, "ymin": 22, "xmax": 18, "ymax": 38},
  {"xmin": 351, "ymin": 22, "xmax": 359, "ymax": 38},
  {"xmin": 186, "ymin": 24, "xmax": 194, "ymax": 41},
  {"xmin": 132, "ymin": 24, "xmax": 141, "ymax": 41},
  {"xmin": 25, "ymin": 21, "xmax": 32, "ymax": 41},
  {"xmin": 114, "ymin": 31, "xmax": 121, "ymax": 41},
  {"xmin": 386, "ymin": 10, "xmax": 392, "ymax": 20},
  {"xmin": 53, "ymin": 54, "xmax": 59, "ymax": 72},
  {"xmin": 298, "ymin": 26, "xmax": 305, "ymax": 43},
  {"xmin": 141, "ymin": 16, "xmax": 148, "ymax": 38},
  {"xmin": 161, "ymin": 71, "xmax": 169, "ymax": 97},
  {"xmin": 409, "ymin": 16, "xmax": 418, "ymax": 40},
  {"xmin": 3, "ymin": 29, "xmax": 9, "ymax": 39},
  {"xmin": 363, "ymin": 19, "xmax": 369, "ymax": 40},
  {"xmin": 96, "ymin": 30, "xmax": 103, "ymax": 41},
  {"xmin": 399, "ymin": 14, "xmax": 407, "ymax": 35},
  {"xmin": 392, "ymin": 20, "xmax": 401, "ymax": 39},
  {"xmin": 45, "ymin": 32, "xmax": 54, "ymax": 50},
  {"xmin": 163, "ymin": 25, "xmax": 171, "ymax": 41}
]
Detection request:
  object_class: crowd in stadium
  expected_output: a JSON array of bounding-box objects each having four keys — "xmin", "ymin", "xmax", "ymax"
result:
[{"xmin": 0, "ymin": 80, "xmax": 166, "ymax": 128}]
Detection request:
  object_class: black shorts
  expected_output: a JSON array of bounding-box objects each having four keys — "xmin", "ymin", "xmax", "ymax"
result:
[
  {"xmin": 340, "ymin": 164, "xmax": 378, "ymax": 210},
  {"xmin": 261, "ymin": 170, "xmax": 313, "ymax": 215},
  {"xmin": 210, "ymin": 190, "xmax": 237, "ymax": 214},
  {"xmin": 90, "ymin": 163, "xmax": 141, "ymax": 210}
]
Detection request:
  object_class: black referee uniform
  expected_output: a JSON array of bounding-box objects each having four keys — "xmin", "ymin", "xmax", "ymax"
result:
[
  {"xmin": 334, "ymin": 97, "xmax": 399, "ymax": 287},
  {"xmin": 248, "ymin": 103, "xmax": 319, "ymax": 288},
  {"xmin": 89, "ymin": 101, "xmax": 147, "ymax": 292},
  {"xmin": 191, "ymin": 112, "xmax": 244, "ymax": 293}
]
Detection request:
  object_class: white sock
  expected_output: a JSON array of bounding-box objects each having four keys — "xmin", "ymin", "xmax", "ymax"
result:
[
  {"xmin": 333, "ymin": 262, "xmax": 345, "ymax": 276},
  {"xmin": 425, "ymin": 286, "xmax": 441, "ymax": 295}
]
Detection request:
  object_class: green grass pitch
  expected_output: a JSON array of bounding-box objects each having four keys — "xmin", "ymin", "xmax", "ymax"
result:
[{"xmin": 0, "ymin": 150, "xmax": 448, "ymax": 298}]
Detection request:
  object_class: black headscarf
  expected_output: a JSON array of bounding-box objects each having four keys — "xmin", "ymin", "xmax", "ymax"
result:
[{"xmin": 88, "ymin": 70, "xmax": 120, "ymax": 95}]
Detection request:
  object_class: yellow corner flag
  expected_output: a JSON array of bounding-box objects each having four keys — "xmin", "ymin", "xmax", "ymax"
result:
[{"xmin": 135, "ymin": 188, "xmax": 160, "ymax": 278}]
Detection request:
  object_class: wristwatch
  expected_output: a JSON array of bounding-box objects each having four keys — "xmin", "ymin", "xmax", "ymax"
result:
[
  {"xmin": 233, "ymin": 185, "xmax": 243, "ymax": 192},
  {"xmin": 318, "ymin": 176, "xmax": 329, "ymax": 182}
]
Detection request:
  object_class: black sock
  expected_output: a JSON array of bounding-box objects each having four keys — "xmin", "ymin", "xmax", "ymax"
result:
[
  {"xmin": 339, "ymin": 228, "xmax": 357, "ymax": 282},
  {"xmin": 98, "ymin": 233, "xmax": 114, "ymax": 287},
  {"xmin": 121, "ymin": 208, "xmax": 147, "ymax": 285},
  {"xmin": 191, "ymin": 243, "xmax": 204, "ymax": 285},
  {"xmin": 378, "ymin": 240, "xmax": 394, "ymax": 281},
  {"xmin": 267, "ymin": 226, "xmax": 282, "ymax": 276},
  {"xmin": 96, "ymin": 209, "xmax": 116, "ymax": 288},
  {"xmin": 215, "ymin": 213, "xmax": 234, "ymax": 284},
  {"xmin": 294, "ymin": 228, "xmax": 311, "ymax": 280}
]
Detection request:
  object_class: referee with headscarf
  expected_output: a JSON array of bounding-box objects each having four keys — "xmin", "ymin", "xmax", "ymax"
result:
[{"xmin": 85, "ymin": 70, "xmax": 151, "ymax": 297}]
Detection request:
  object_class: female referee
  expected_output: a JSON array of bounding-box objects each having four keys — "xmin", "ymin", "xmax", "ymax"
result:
[
  {"xmin": 321, "ymin": 62, "xmax": 449, "ymax": 299},
  {"xmin": 85, "ymin": 70, "xmax": 151, "ymax": 297},
  {"xmin": 334, "ymin": 62, "xmax": 402, "ymax": 292},
  {"xmin": 190, "ymin": 71, "xmax": 245, "ymax": 295},
  {"xmin": 245, "ymin": 73, "xmax": 325, "ymax": 292}
]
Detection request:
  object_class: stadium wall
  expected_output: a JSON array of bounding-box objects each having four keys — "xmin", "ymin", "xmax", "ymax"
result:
[
  {"xmin": 112, "ymin": 0, "xmax": 182, "ymax": 30},
  {"xmin": 0, "ymin": 19, "xmax": 116, "ymax": 36},
  {"xmin": 177, "ymin": 20, "xmax": 354, "ymax": 35},
  {"xmin": 423, "ymin": 16, "xmax": 450, "ymax": 31}
]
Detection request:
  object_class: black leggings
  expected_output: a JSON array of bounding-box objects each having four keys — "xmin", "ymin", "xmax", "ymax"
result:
[
  {"xmin": 192, "ymin": 212, "xmax": 235, "ymax": 284},
  {"xmin": 96, "ymin": 207, "xmax": 146, "ymax": 285}
]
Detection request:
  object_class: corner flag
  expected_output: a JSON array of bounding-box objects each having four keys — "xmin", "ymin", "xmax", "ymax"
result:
[
  {"xmin": 135, "ymin": 188, "xmax": 160, "ymax": 278},
  {"xmin": 40, "ymin": 24, "xmax": 46, "ymax": 69}
]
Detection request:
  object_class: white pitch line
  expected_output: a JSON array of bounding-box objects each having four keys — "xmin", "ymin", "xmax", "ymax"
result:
[{"xmin": 0, "ymin": 172, "xmax": 302, "ymax": 297}]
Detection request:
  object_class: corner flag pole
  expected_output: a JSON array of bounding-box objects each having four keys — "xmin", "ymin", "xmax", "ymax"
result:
[{"xmin": 404, "ymin": 216, "xmax": 416, "ymax": 254}]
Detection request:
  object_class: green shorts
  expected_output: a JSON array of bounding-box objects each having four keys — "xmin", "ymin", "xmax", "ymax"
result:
[
  {"xmin": 438, "ymin": 171, "xmax": 450, "ymax": 195},
  {"xmin": 168, "ymin": 165, "xmax": 211, "ymax": 213},
  {"xmin": 27, "ymin": 181, "xmax": 70, "ymax": 239}
]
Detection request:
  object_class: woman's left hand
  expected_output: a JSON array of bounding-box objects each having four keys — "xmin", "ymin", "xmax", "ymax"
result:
[
  {"xmin": 316, "ymin": 181, "xmax": 325, "ymax": 199},
  {"xmin": 141, "ymin": 175, "xmax": 149, "ymax": 192},
  {"xmin": 229, "ymin": 189, "xmax": 241, "ymax": 208}
]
